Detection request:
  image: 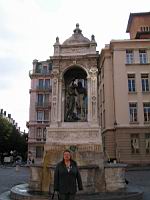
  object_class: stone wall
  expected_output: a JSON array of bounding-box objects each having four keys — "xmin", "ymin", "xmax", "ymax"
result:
[{"xmin": 104, "ymin": 163, "xmax": 127, "ymax": 191}]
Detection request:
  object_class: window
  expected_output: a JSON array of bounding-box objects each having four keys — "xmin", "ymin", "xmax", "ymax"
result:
[
  {"xmin": 35, "ymin": 64, "xmax": 42, "ymax": 73},
  {"xmin": 145, "ymin": 133, "xmax": 150, "ymax": 153},
  {"xmin": 126, "ymin": 50, "xmax": 134, "ymax": 64},
  {"xmin": 131, "ymin": 134, "xmax": 140, "ymax": 154},
  {"xmin": 44, "ymin": 110, "xmax": 49, "ymax": 122},
  {"xmin": 49, "ymin": 63, "xmax": 53, "ymax": 71},
  {"xmin": 39, "ymin": 79, "xmax": 44, "ymax": 89},
  {"xmin": 36, "ymin": 128, "xmax": 47, "ymax": 141},
  {"xmin": 129, "ymin": 102, "xmax": 138, "ymax": 122},
  {"xmin": 141, "ymin": 74, "xmax": 149, "ymax": 92},
  {"xmin": 37, "ymin": 79, "xmax": 50, "ymax": 89},
  {"xmin": 37, "ymin": 94, "xmax": 43, "ymax": 106},
  {"xmin": 143, "ymin": 102, "xmax": 150, "ymax": 122},
  {"xmin": 139, "ymin": 50, "xmax": 147, "ymax": 64},
  {"xmin": 128, "ymin": 74, "xmax": 136, "ymax": 92},
  {"xmin": 44, "ymin": 94, "xmax": 49, "ymax": 105},
  {"xmin": 43, "ymin": 128, "xmax": 47, "ymax": 141},
  {"xmin": 45, "ymin": 79, "xmax": 50, "ymax": 89},
  {"xmin": 42, "ymin": 66, "xmax": 48, "ymax": 74},
  {"xmin": 36, "ymin": 146, "xmax": 44, "ymax": 158},
  {"xmin": 140, "ymin": 26, "xmax": 150, "ymax": 32},
  {"xmin": 36, "ymin": 128, "xmax": 42, "ymax": 141},
  {"xmin": 37, "ymin": 111, "xmax": 49, "ymax": 122},
  {"xmin": 37, "ymin": 111, "xmax": 43, "ymax": 122},
  {"xmin": 37, "ymin": 94, "xmax": 49, "ymax": 106}
]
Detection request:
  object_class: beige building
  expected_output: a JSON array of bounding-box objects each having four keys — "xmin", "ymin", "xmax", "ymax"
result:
[
  {"xmin": 28, "ymin": 12, "xmax": 150, "ymax": 165},
  {"xmin": 99, "ymin": 12, "xmax": 150, "ymax": 165}
]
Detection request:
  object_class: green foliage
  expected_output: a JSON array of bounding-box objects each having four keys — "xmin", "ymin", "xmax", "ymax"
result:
[
  {"xmin": 0, "ymin": 116, "xmax": 28, "ymax": 160},
  {"xmin": 0, "ymin": 116, "xmax": 13, "ymax": 153}
]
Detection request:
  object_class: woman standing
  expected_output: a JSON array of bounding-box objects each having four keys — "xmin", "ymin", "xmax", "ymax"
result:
[{"xmin": 54, "ymin": 150, "xmax": 83, "ymax": 200}]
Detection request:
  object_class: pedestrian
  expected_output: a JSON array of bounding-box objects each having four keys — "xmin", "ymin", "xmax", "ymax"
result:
[{"xmin": 53, "ymin": 149, "xmax": 83, "ymax": 200}]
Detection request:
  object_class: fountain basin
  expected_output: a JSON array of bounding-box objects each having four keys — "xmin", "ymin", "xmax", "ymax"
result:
[{"xmin": 9, "ymin": 183, "xmax": 143, "ymax": 200}]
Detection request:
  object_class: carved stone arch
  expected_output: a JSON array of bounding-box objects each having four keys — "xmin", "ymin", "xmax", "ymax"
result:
[{"xmin": 60, "ymin": 64, "xmax": 89, "ymax": 80}]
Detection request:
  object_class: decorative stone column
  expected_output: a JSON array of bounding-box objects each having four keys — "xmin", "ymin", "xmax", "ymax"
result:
[
  {"xmin": 51, "ymin": 69, "xmax": 59, "ymax": 126},
  {"xmin": 88, "ymin": 67, "xmax": 98, "ymax": 124}
]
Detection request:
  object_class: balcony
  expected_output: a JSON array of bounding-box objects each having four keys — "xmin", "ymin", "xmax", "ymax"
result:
[
  {"xmin": 35, "ymin": 102, "xmax": 51, "ymax": 109},
  {"xmin": 29, "ymin": 70, "xmax": 51, "ymax": 78},
  {"xmin": 28, "ymin": 137, "xmax": 46, "ymax": 143},
  {"xmin": 37, "ymin": 120, "xmax": 49, "ymax": 124},
  {"xmin": 25, "ymin": 121, "xmax": 50, "ymax": 126},
  {"xmin": 36, "ymin": 85, "xmax": 52, "ymax": 92},
  {"xmin": 36, "ymin": 137, "xmax": 46, "ymax": 142}
]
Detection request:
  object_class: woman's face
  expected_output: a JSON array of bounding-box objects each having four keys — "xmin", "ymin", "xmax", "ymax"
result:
[{"xmin": 63, "ymin": 151, "xmax": 71, "ymax": 161}]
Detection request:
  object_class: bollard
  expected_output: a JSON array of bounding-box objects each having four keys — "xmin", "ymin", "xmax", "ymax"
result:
[{"xmin": 16, "ymin": 164, "xmax": 20, "ymax": 172}]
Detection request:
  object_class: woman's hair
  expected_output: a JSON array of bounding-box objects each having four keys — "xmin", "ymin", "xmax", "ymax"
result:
[{"xmin": 63, "ymin": 149, "xmax": 71, "ymax": 154}]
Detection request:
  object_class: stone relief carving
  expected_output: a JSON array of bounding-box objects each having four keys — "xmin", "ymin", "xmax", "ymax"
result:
[
  {"xmin": 51, "ymin": 69, "xmax": 59, "ymax": 122},
  {"xmin": 61, "ymin": 47, "xmax": 89, "ymax": 55},
  {"xmin": 51, "ymin": 69, "xmax": 59, "ymax": 78},
  {"xmin": 52, "ymin": 102, "xmax": 57, "ymax": 122},
  {"xmin": 92, "ymin": 101, "xmax": 96, "ymax": 119},
  {"xmin": 48, "ymin": 131, "xmax": 100, "ymax": 143},
  {"xmin": 88, "ymin": 67, "xmax": 98, "ymax": 121},
  {"xmin": 89, "ymin": 67, "xmax": 98, "ymax": 77},
  {"xmin": 53, "ymin": 79, "xmax": 57, "ymax": 96}
]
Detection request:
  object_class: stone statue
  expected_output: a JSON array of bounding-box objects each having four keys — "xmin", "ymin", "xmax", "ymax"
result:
[
  {"xmin": 65, "ymin": 79, "xmax": 78, "ymax": 121},
  {"xmin": 56, "ymin": 36, "xmax": 59, "ymax": 43},
  {"xmin": 76, "ymin": 81, "xmax": 87, "ymax": 120},
  {"xmin": 65, "ymin": 79, "xmax": 87, "ymax": 122}
]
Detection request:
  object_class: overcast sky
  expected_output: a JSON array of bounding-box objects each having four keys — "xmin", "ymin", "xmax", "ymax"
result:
[{"xmin": 0, "ymin": 0, "xmax": 149, "ymax": 132}]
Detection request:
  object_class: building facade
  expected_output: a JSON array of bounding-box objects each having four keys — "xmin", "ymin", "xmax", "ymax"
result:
[
  {"xmin": 27, "ymin": 60, "xmax": 52, "ymax": 163},
  {"xmin": 99, "ymin": 12, "xmax": 150, "ymax": 165},
  {"xmin": 28, "ymin": 12, "xmax": 150, "ymax": 165}
]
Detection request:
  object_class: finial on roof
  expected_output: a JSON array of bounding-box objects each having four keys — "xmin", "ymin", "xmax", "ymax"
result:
[
  {"xmin": 74, "ymin": 23, "xmax": 82, "ymax": 34},
  {"xmin": 56, "ymin": 36, "xmax": 60, "ymax": 44},
  {"xmin": 91, "ymin": 34, "xmax": 95, "ymax": 42},
  {"xmin": 76, "ymin": 23, "xmax": 79, "ymax": 28}
]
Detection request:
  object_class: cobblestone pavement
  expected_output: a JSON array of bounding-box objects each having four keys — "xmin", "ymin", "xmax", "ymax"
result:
[
  {"xmin": 0, "ymin": 165, "xmax": 29, "ymax": 195},
  {"xmin": 125, "ymin": 168, "xmax": 150, "ymax": 200},
  {"xmin": 0, "ymin": 165, "xmax": 150, "ymax": 200}
]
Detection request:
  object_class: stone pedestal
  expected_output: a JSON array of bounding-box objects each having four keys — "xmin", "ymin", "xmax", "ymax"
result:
[
  {"xmin": 29, "ymin": 165, "xmax": 43, "ymax": 191},
  {"xmin": 43, "ymin": 125, "xmax": 105, "ymax": 193},
  {"xmin": 104, "ymin": 163, "xmax": 127, "ymax": 191}
]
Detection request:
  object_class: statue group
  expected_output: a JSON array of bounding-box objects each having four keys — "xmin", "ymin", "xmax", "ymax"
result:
[{"xmin": 65, "ymin": 78, "xmax": 87, "ymax": 122}]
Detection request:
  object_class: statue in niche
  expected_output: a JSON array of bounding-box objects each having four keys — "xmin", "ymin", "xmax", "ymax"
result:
[
  {"xmin": 65, "ymin": 78, "xmax": 87, "ymax": 122},
  {"xmin": 76, "ymin": 81, "xmax": 87, "ymax": 120}
]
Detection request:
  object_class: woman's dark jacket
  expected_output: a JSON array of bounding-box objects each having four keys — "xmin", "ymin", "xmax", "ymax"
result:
[{"xmin": 54, "ymin": 160, "xmax": 83, "ymax": 194}]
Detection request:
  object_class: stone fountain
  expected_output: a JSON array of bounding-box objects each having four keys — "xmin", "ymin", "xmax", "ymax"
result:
[{"xmin": 4, "ymin": 24, "xmax": 143, "ymax": 200}]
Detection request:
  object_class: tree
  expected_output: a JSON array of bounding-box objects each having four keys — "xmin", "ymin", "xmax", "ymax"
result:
[
  {"xmin": 0, "ymin": 116, "xmax": 28, "ymax": 161},
  {"xmin": 0, "ymin": 116, "xmax": 13, "ymax": 153}
]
